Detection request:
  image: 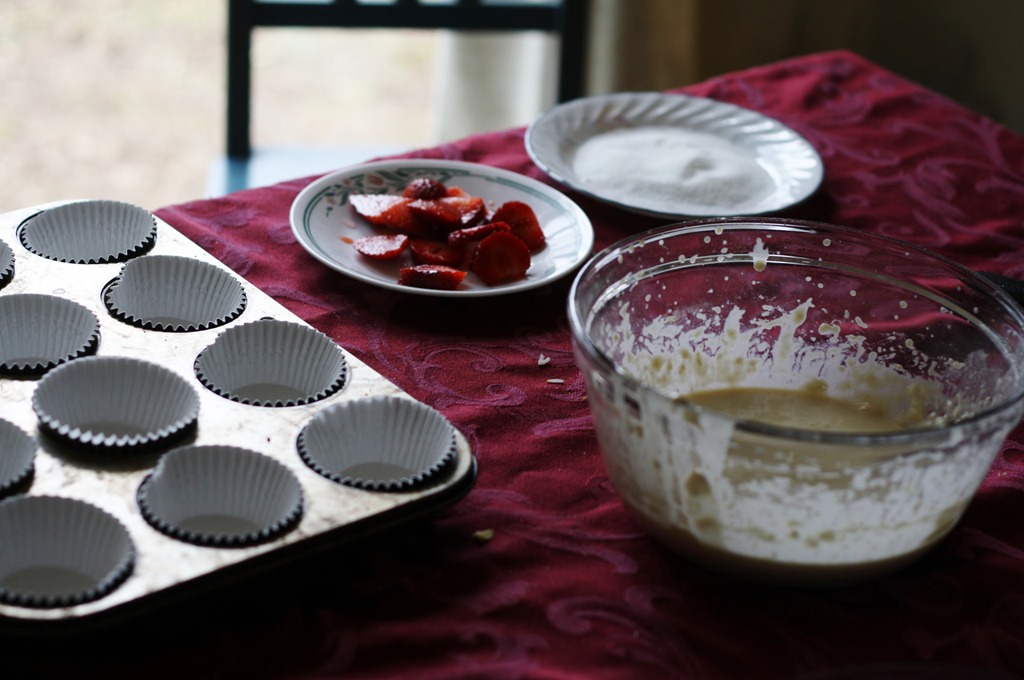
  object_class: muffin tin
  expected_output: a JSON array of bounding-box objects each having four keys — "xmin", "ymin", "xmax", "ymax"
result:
[{"xmin": 0, "ymin": 200, "xmax": 476, "ymax": 627}]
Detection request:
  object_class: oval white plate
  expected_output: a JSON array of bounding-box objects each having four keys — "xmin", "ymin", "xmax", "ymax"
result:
[
  {"xmin": 525, "ymin": 92, "xmax": 824, "ymax": 218},
  {"xmin": 290, "ymin": 159, "xmax": 595, "ymax": 298}
]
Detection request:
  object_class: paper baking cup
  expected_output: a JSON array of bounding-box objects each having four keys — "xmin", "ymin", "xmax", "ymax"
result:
[
  {"xmin": 104, "ymin": 254, "xmax": 247, "ymax": 332},
  {"xmin": 32, "ymin": 356, "xmax": 200, "ymax": 451},
  {"xmin": 0, "ymin": 237, "xmax": 13, "ymax": 290},
  {"xmin": 18, "ymin": 200, "xmax": 157, "ymax": 264},
  {"xmin": 0, "ymin": 418, "xmax": 35, "ymax": 498},
  {"xmin": 0, "ymin": 495, "xmax": 135, "ymax": 608},
  {"xmin": 137, "ymin": 445, "xmax": 304, "ymax": 547},
  {"xmin": 297, "ymin": 395, "xmax": 457, "ymax": 491},
  {"xmin": 194, "ymin": 319, "xmax": 348, "ymax": 407},
  {"xmin": 0, "ymin": 294, "xmax": 100, "ymax": 376}
]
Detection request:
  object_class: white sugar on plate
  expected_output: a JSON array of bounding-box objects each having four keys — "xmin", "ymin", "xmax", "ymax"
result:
[{"xmin": 571, "ymin": 126, "xmax": 774, "ymax": 211}]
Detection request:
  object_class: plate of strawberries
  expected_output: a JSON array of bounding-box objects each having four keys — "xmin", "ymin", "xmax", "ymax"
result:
[{"xmin": 289, "ymin": 159, "xmax": 594, "ymax": 296}]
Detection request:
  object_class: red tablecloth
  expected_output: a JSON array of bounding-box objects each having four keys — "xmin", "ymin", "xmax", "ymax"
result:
[{"xmin": 17, "ymin": 50, "xmax": 1024, "ymax": 679}]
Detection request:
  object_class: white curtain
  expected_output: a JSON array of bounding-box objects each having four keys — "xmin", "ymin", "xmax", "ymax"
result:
[
  {"xmin": 433, "ymin": 30, "xmax": 558, "ymax": 142},
  {"xmin": 431, "ymin": 0, "xmax": 697, "ymax": 142}
]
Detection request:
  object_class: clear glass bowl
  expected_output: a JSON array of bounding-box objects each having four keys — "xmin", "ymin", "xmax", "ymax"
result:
[{"xmin": 568, "ymin": 218, "xmax": 1024, "ymax": 586}]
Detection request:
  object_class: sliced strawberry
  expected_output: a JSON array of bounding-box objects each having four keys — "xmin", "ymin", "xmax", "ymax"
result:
[
  {"xmin": 445, "ymin": 185, "xmax": 469, "ymax": 198},
  {"xmin": 409, "ymin": 238, "xmax": 465, "ymax": 267},
  {"xmin": 409, "ymin": 196, "xmax": 487, "ymax": 232},
  {"xmin": 448, "ymin": 221, "xmax": 511, "ymax": 246},
  {"xmin": 349, "ymin": 194, "xmax": 406, "ymax": 225},
  {"xmin": 471, "ymin": 230, "xmax": 531, "ymax": 286},
  {"xmin": 492, "ymin": 201, "xmax": 545, "ymax": 251},
  {"xmin": 406, "ymin": 198, "xmax": 461, "ymax": 230},
  {"xmin": 398, "ymin": 264, "xmax": 467, "ymax": 291},
  {"xmin": 352, "ymin": 233, "xmax": 409, "ymax": 260},
  {"xmin": 402, "ymin": 177, "xmax": 447, "ymax": 200},
  {"xmin": 348, "ymin": 193, "xmax": 431, "ymax": 236},
  {"xmin": 455, "ymin": 196, "xmax": 488, "ymax": 227}
]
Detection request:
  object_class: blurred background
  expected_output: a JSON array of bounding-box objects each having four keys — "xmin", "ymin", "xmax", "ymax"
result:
[
  {"xmin": 0, "ymin": 1, "xmax": 436, "ymax": 210},
  {"xmin": 1, "ymin": 0, "xmax": 1020, "ymax": 212}
]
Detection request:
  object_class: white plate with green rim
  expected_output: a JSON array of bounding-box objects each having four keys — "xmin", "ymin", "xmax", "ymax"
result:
[
  {"xmin": 526, "ymin": 92, "xmax": 824, "ymax": 218},
  {"xmin": 289, "ymin": 159, "xmax": 595, "ymax": 298}
]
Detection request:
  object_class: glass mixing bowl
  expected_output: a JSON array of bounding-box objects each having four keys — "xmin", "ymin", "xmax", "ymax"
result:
[{"xmin": 568, "ymin": 218, "xmax": 1024, "ymax": 586}]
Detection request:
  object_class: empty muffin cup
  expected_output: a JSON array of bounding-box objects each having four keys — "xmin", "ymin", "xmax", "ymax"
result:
[
  {"xmin": 0, "ymin": 418, "xmax": 35, "ymax": 498},
  {"xmin": 18, "ymin": 200, "xmax": 157, "ymax": 264},
  {"xmin": 0, "ymin": 495, "xmax": 135, "ymax": 608},
  {"xmin": 137, "ymin": 445, "xmax": 304, "ymax": 547},
  {"xmin": 0, "ymin": 294, "xmax": 100, "ymax": 376},
  {"xmin": 32, "ymin": 356, "xmax": 200, "ymax": 451},
  {"xmin": 194, "ymin": 319, "xmax": 348, "ymax": 407},
  {"xmin": 298, "ymin": 395, "xmax": 457, "ymax": 491},
  {"xmin": 0, "ymin": 238, "xmax": 13, "ymax": 290},
  {"xmin": 104, "ymin": 254, "xmax": 247, "ymax": 332}
]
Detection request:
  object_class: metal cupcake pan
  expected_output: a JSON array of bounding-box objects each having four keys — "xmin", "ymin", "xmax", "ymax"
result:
[{"xmin": 0, "ymin": 201, "xmax": 476, "ymax": 626}]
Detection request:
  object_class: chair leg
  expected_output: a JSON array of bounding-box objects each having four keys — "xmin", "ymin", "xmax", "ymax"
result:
[
  {"xmin": 558, "ymin": 0, "xmax": 589, "ymax": 102},
  {"xmin": 227, "ymin": 0, "xmax": 253, "ymax": 159}
]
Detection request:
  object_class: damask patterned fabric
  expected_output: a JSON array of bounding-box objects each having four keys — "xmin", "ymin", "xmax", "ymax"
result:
[{"xmin": 23, "ymin": 50, "xmax": 1023, "ymax": 679}]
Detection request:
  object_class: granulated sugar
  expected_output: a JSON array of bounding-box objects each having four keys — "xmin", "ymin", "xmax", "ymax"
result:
[{"xmin": 571, "ymin": 126, "xmax": 774, "ymax": 210}]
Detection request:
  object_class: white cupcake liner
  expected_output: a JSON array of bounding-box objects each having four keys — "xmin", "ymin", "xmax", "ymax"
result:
[
  {"xmin": 137, "ymin": 445, "xmax": 304, "ymax": 547},
  {"xmin": 0, "ymin": 418, "xmax": 35, "ymax": 498},
  {"xmin": 0, "ymin": 237, "xmax": 13, "ymax": 290},
  {"xmin": 297, "ymin": 395, "xmax": 457, "ymax": 491},
  {"xmin": 0, "ymin": 294, "xmax": 100, "ymax": 376},
  {"xmin": 194, "ymin": 319, "xmax": 348, "ymax": 407},
  {"xmin": 32, "ymin": 356, "xmax": 200, "ymax": 452},
  {"xmin": 103, "ymin": 255, "xmax": 248, "ymax": 332},
  {"xmin": 18, "ymin": 200, "xmax": 157, "ymax": 264},
  {"xmin": 0, "ymin": 495, "xmax": 135, "ymax": 608}
]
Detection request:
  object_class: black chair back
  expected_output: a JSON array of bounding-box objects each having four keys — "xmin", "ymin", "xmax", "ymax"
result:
[{"xmin": 226, "ymin": 0, "xmax": 590, "ymax": 159}]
